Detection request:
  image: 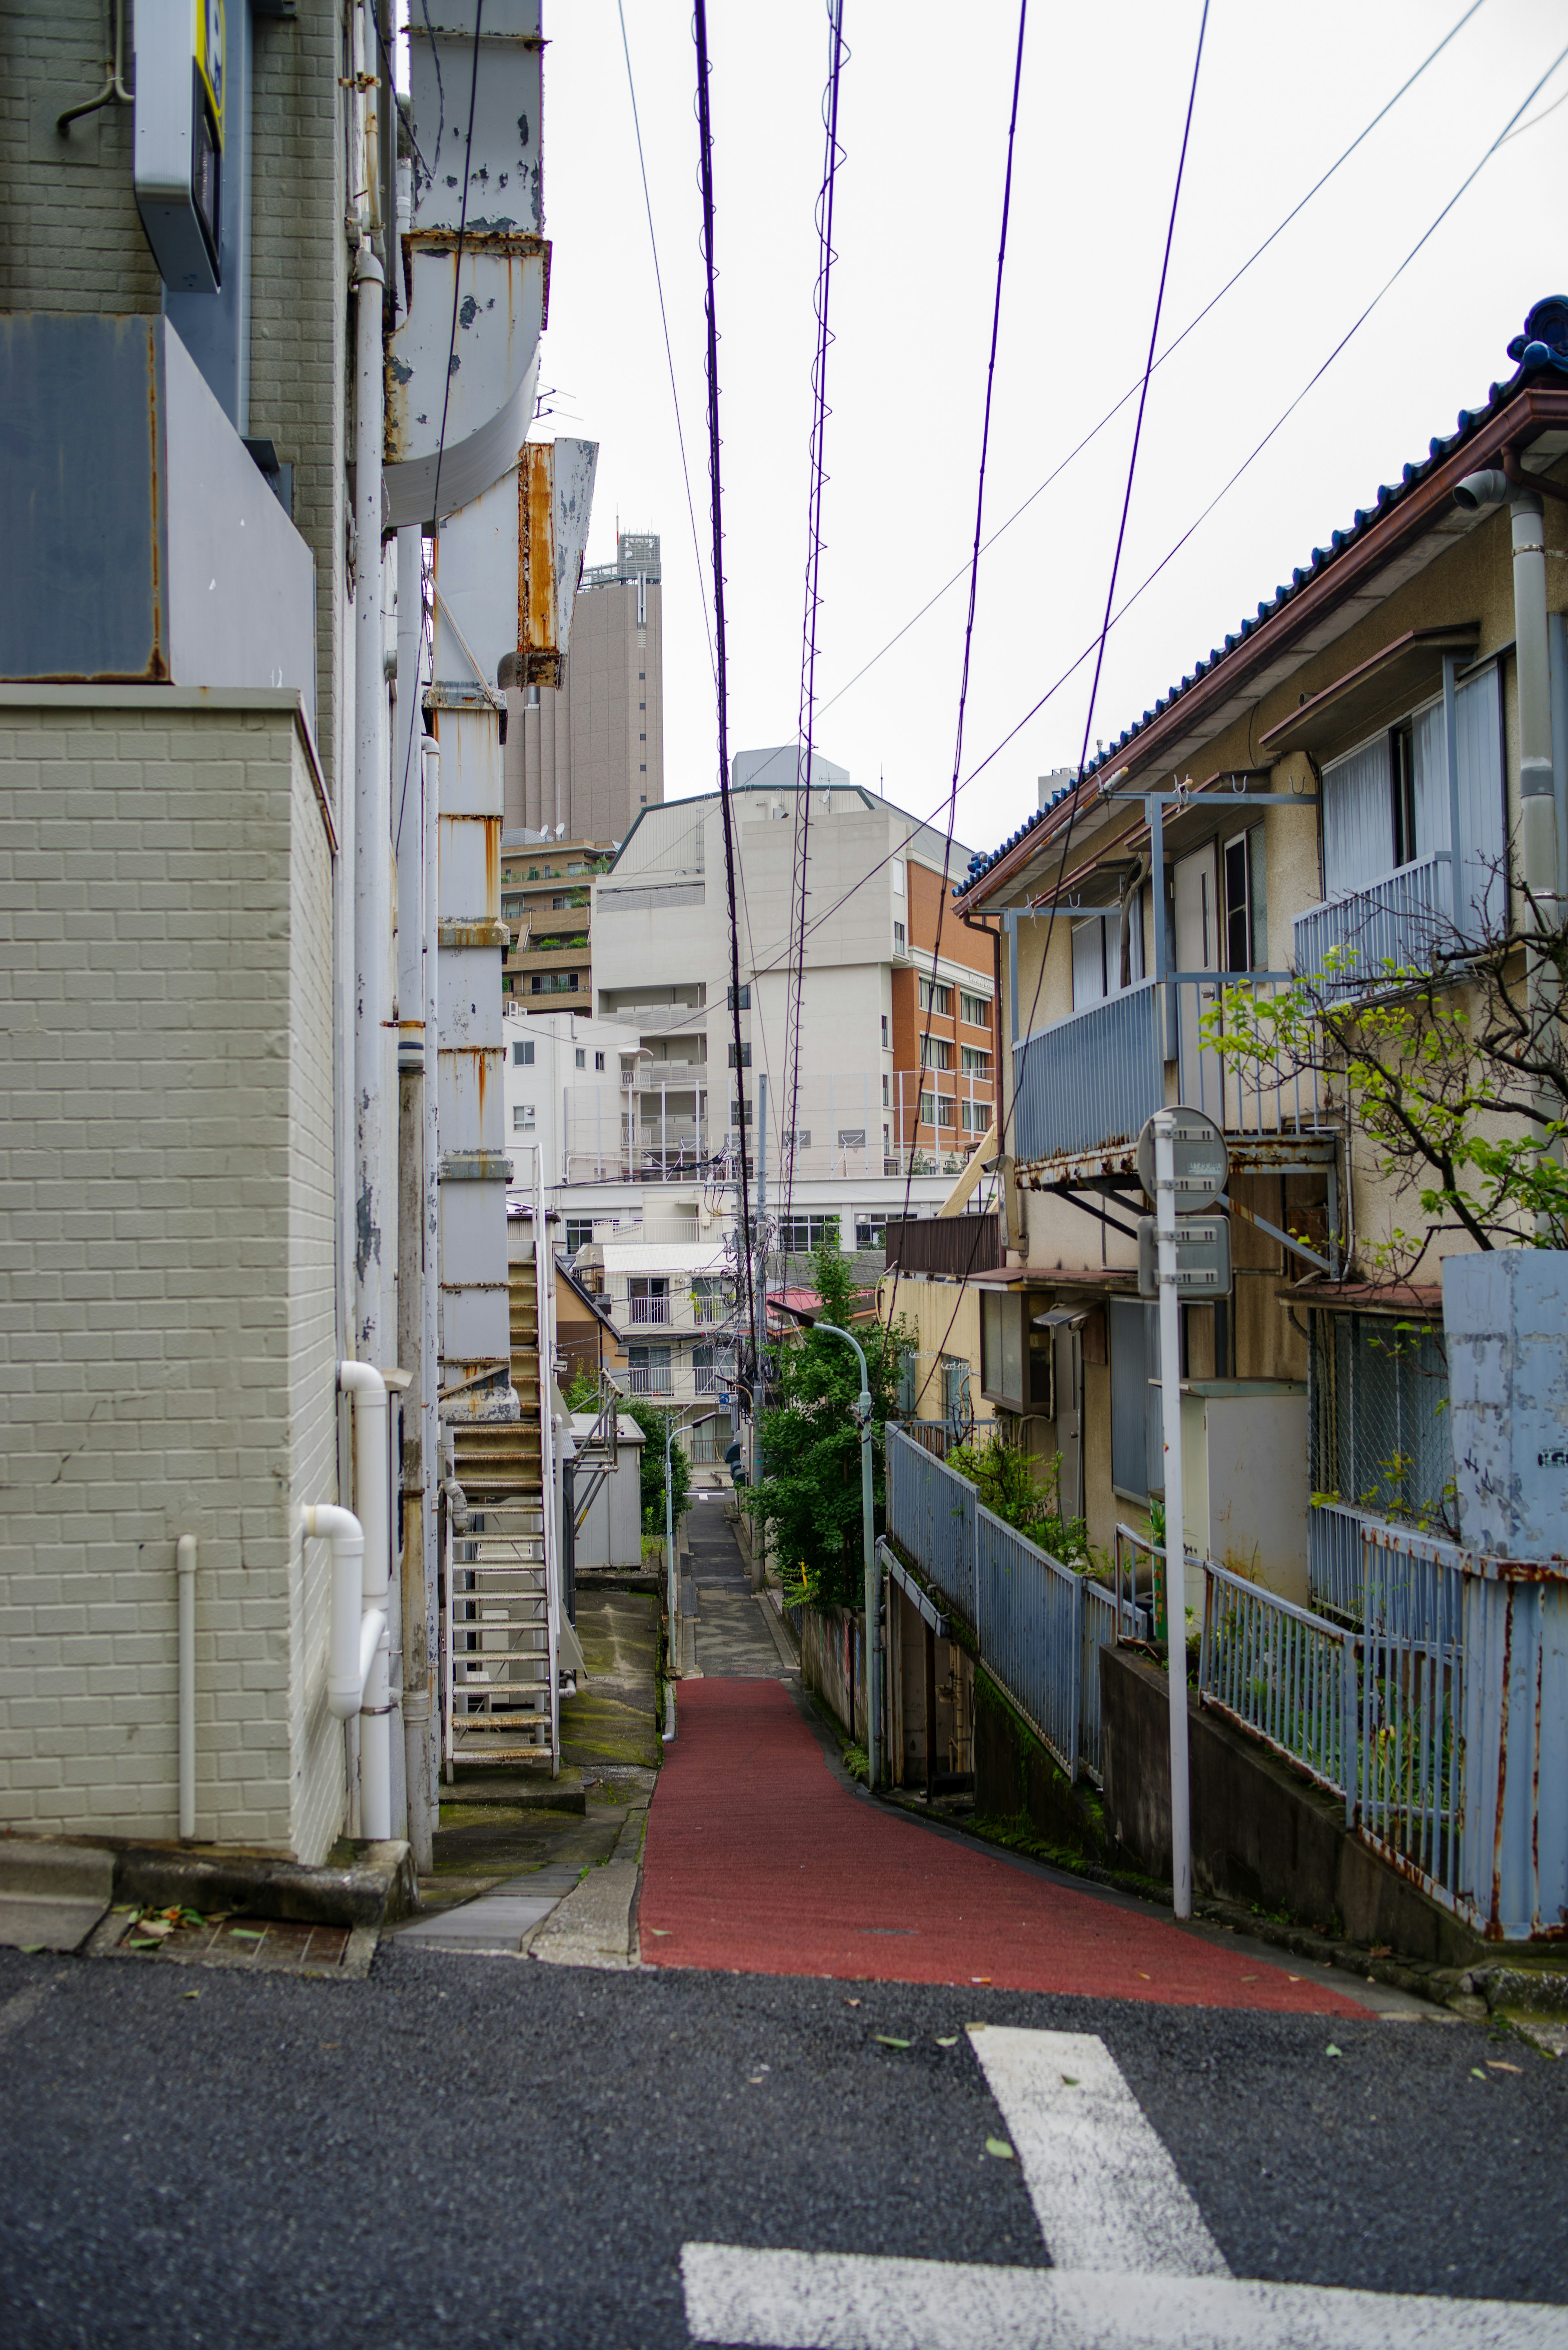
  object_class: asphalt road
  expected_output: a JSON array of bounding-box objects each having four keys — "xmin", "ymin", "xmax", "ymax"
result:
[{"xmin": 2, "ymin": 1937, "xmax": 1564, "ymax": 2348}]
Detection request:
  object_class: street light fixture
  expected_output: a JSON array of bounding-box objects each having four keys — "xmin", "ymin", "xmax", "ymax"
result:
[{"xmin": 811, "ymin": 1320, "xmax": 880, "ymax": 1791}]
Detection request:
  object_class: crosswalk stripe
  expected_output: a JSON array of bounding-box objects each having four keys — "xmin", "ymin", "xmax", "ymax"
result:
[
  {"xmin": 967, "ymin": 2024, "xmax": 1229, "ymax": 2276},
  {"xmin": 681, "ymin": 2244, "xmax": 1568, "ymax": 2350}
]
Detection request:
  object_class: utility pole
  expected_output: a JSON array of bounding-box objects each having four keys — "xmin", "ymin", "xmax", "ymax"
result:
[
  {"xmin": 1153, "ymin": 1109, "xmax": 1192, "ymax": 1920},
  {"xmin": 753, "ymin": 1072, "xmax": 768, "ymax": 1512}
]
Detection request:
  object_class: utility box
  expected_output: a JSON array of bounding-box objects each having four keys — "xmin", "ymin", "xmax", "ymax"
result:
[
  {"xmin": 1179, "ymin": 1380, "xmax": 1309, "ymax": 1607},
  {"xmin": 1443, "ymin": 1249, "xmax": 1568, "ymax": 1559},
  {"xmin": 569, "ymin": 1413, "xmax": 646, "ymax": 1571},
  {"xmin": 134, "ymin": 0, "xmax": 226, "ymax": 292},
  {"xmin": 0, "ymin": 314, "xmax": 313, "ymax": 706}
]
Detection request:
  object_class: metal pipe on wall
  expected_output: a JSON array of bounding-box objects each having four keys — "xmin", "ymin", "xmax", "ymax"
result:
[
  {"xmin": 394, "ymin": 532, "xmax": 434, "ymax": 1872},
  {"xmin": 421, "ymin": 735, "xmax": 442, "ymax": 1824},
  {"xmin": 352, "ymin": 241, "xmax": 391, "ymax": 1371},
  {"xmin": 176, "ymin": 1534, "xmax": 197, "ymax": 1839}
]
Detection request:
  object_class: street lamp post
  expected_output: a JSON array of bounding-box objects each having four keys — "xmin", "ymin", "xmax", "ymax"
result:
[
  {"xmin": 666, "ymin": 1407, "xmax": 718, "ymax": 1704},
  {"xmin": 813, "ymin": 1320, "xmax": 879, "ymax": 1791}
]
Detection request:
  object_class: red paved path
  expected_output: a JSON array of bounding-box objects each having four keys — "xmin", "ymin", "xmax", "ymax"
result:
[{"xmin": 641, "ymin": 1680, "xmax": 1359, "ymax": 2013}]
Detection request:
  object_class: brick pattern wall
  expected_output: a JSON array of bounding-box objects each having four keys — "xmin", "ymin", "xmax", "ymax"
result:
[
  {"xmin": 0, "ymin": 0, "xmax": 161, "ymax": 314},
  {"xmin": 249, "ymin": 3, "xmax": 347, "ymax": 810},
  {"xmin": 0, "ymin": 696, "xmax": 341, "ymax": 1856}
]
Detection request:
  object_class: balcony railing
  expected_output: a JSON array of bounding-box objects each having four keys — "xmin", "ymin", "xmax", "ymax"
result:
[
  {"xmin": 626, "ymin": 1365, "xmax": 673, "ymax": 1395},
  {"xmin": 1012, "ymin": 974, "xmax": 1325, "ymax": 1165},
  {"xmin": 1293, "ymin": 852, "xmax": 1452, "ymax": 992},
  {"xmin": 884, "ymin": 1213, "xmax": 1000, "ymax": 1280},
  {"xmin": 627, "ymin": 1295, "xmax": 671, "ymax": 1326}
]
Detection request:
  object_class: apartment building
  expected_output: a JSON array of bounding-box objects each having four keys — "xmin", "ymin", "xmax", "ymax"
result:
[
  {"xmin": 506, "ymin": 529, "xmax": 664, "ymax": 839},
  {"xmin": 502, "ymin": 1004, "xmax": 644, "ymax": 1187},
  {"xmin": 501, "ymin": 834, "xmax": 612, "ymax": 1012},
  {"xmin": 934, "ymin": 299, "xmax": 1568, "ymax": 1614},
  {"xmin": 587, "ymin": 755, "xmax": 993, "ymax": 1231}
]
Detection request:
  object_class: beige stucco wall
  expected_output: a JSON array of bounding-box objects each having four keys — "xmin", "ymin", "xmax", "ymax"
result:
[
  {"xmin": 878, "ymin": 1269, "xmax": 996, "ymax": 1434},
  {"xmin": 0, "ymin": 690, "xmax": 343, "ymax": 1859}
]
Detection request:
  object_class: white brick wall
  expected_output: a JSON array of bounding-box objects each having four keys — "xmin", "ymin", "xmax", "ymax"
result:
[{"xmin": 0, "ymin": 689, "xmax": 345, "ymax": 1860}]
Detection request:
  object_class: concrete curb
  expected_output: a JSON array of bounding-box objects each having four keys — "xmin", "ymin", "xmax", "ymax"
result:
[
  {"xmin": 0, "ymin": 1839, "xmax": 116, "ymax": 1953},
  {"xmin": 531, "ymin": 1806, "xmax": 647, "ymax": 1971},
  {"xmin": 112, "ymin": 1839, "xmax": 415, "ymax": 1929}
]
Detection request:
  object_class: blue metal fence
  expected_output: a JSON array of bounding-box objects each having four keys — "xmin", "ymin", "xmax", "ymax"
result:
[
  {"xmin": 892, "ymin": 1432, "xmax": 1568, "ymax": 1938},
  {"xmin": 976, "ymin": 1505, "xmax": 1080, "ymax": 1773},
  {"xmin": 1215, "ymin": 1512, "xmax": 1568, "ymax": 1941},
  {"xmin": 886, "ymin": 1427, "xmax": 1115, "ymax": 1782},
  {"xmin": 1198, "ymin": 1563, "xmax": 1356, "ymax": 1811}
]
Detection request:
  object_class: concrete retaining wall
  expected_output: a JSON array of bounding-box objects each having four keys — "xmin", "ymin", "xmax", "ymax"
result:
[
  {"xmin": 1098, "ymin": 1645, "xmax": 1481, "ymax": 1967},
  {"xmin": 799, "ymin": 1605, "xmax": 866, "ymax": 1747}
]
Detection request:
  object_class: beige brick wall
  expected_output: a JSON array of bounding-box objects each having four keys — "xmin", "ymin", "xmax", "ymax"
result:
[
  {"xmin": 0, "ymin": 2, "xmax": 349, "ymax": 812},
  {"xmin": 0, "ymin": 0, "xmax": 161, "ymax": 316},
  {"xmin": 250, "ymin": 1, "xmax": 347, "ymax": 815},
  {"xmin": 0, "ymin": 688, "xmax": 344, "ymax": 1859}
]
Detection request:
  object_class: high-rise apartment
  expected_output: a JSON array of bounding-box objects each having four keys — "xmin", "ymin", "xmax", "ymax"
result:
[{"xmin": 505, "ymin": 528, "xmax": 664, "ymax": 842}]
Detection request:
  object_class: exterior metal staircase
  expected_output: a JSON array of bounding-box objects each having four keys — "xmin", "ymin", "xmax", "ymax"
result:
[{"xmin": 443, "ymin": 1188, "xmax": 561, "ymax": 1774}]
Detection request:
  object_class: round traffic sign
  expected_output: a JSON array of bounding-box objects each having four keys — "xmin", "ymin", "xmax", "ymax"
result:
[{"xmin": 1135, "ymin": 1108, "xmax": 1229, "ymax": 1214}]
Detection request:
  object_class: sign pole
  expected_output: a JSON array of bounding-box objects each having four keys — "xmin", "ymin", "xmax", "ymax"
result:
[{"xmin": 1153, "ymin": 1108, "xmax": 1193, "ymax": 1920}]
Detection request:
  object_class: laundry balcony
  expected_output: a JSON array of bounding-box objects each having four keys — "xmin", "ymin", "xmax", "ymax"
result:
[{"xmin": 1011, "ymin": 974, "xmax": 1333, "ymax": 1182}]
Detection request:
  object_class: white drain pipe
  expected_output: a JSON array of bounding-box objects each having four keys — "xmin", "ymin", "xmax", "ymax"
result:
[
  {"xmin": 176, "ymin": 1534, "xmax": 197, "ymax": 1839},
  {"xmin": 302, "ymin": 1503, "xmax": 390, "ymax": 1838}
]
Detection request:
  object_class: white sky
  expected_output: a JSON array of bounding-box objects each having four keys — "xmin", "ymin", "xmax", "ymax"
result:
[{"xmin": 528, "ymin": 0, "xmax": 1568, "ymax": 865}]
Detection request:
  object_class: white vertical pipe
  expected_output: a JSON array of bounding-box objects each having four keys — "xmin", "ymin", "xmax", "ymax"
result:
[
  {"xmin": 176, "ymin": 1535, "xmax": 197, "ymax": 1839},
  {"xmin": 353, "ymin": 242, "xmax": 390, "ymax": 1367},
  {"xmin": 421, "ymin": 735, "xmax": 442, "ymax": 1817},
  {"xmin": 338, "ymin": 1362, "xmax": 392, "ymax": 1841},
  {"xmin": 1512, "ymin": 489, "xmax": 1562, "ymax": 1205},
  {"xmin": 1154, "ymin": 1111, "xmax": 1192, "ymax": 1920},
  {"xmin": 395, "ymin": 528, "xmax": 425, "ymax": 1034}
]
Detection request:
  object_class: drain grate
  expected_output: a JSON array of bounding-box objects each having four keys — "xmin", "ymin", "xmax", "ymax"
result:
[{"xmin": 95, "ymin": 1907, "xmax": 376, "ymax": 1978}]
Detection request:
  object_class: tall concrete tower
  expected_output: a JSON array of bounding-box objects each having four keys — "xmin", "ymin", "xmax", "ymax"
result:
[{"xmin": 505, "ymin": 528, "xmax": 664, "ymax": 843}]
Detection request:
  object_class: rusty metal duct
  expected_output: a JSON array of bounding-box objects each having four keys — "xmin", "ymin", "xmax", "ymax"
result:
[
  {"xmin": 437, "ymin": 436, "xmax": 599, "ymax": 694},
  {"xmin": 384, "ymin": 1, "xmax": 549, "ymax": 528}
]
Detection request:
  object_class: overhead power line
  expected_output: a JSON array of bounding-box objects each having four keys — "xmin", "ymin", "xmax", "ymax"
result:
[
  {"xmin": 811, "ymin": 0, "xmax": 1492, "ymax": 728},
  {"xmin": 586, "ymin": 23, "xmax": 1563, "ymax": 1114},
  {"xmin": 693, "ymin": 0, "xmax": 755, "ymax": 1355},
  {"xmin": 886, "ymin": 0, "xmax": 1029, "ymax": 1330},
  {"xmin": 917, "ymin": 21, "xmax": 1568, "ymax": 1396},
  {"xmin": 616, "ymin": 0, "xmax": 716, "ymax": 680},
  {"xmin": 783, "ymin": 0, "xmax": 849, "ymax": 1231}
]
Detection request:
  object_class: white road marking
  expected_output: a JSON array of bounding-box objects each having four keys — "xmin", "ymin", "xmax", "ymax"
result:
[
  {"xmin": 681, "ymin": 2245, "xmax": 1568, "ymax": 2350},
  {"xmin": 967, "ymin": 2025, "xmax": 1228, "ymax": 2276},
  {"xmin": 682, "ymin": 2027, "xmax": 1563, "ymax": 2346}
]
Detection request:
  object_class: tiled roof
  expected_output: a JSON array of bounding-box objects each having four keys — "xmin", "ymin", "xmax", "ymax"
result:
[{"xmin": 957, "ymin": 296, "xmax": 1568, "ymax": 899}]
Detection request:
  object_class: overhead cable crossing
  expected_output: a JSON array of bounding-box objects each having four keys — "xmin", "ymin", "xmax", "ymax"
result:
[
  {"xmin": 783, "ymin": 0, "xmax": 849, "ymax": 1234},
  {"xmin": 886, "ymin": 0, "xmax": 1028, "ymax": 1331},
  {"xmin": 693, "ymin": 0, "xmax": 756, "ymax": 1359}
]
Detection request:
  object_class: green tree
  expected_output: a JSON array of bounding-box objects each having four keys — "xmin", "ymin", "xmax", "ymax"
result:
[
  {"xmin": 1207, "ymin": 891, "xmax": 1568, "ymax": 1277},
  {"xmin": 752, "ymin": 1235, "xmax": 913, "ymax": 1610},
  {"xmin": 944, "ymin": 1430, "xmax": 1089, "ymax": 1565},
  {"xmin": 623, "ymin": 1396, "xmax": 691, "ymax": 1534}
]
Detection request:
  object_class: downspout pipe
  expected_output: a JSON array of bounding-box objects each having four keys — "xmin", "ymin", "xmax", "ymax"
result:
[
  {"xmin": 420, "ymin": 737, "xmax": 441, "ymax": 1828},
  {"xmin": 330, "ymin": 1359, "xmax": 394, "ymax": 1840},
  {"xmin": 1455, "ymin": 468, "xmax": 1559, "ymax": 903},
  {"xmin": 353, "ymin": 242, "xmax": 391, "ymax": 1371},
  {"xmin": 176, "ymin": 1535, "xmax": 197, "ymax": 1840},
  {"xmin": 1456, "ymin": 467, "xmax": 1561, "ymax": 1189},
  {"xmin": 301, "ymin": 1505, "xmax": 390, "ymax": 1839}
]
